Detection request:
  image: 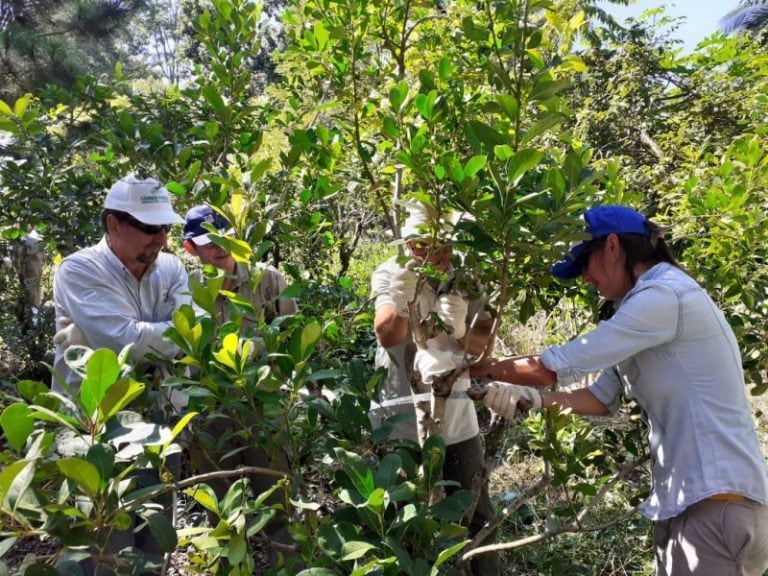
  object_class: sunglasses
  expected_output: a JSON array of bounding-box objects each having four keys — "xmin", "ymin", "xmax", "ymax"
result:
[
  {"xmin": 409, "ymin": 240, "xmax": 451, "ymax": 253},
  {"xmin": 120, "ymin": 213, "xmax": 173, "ymax": 235}
]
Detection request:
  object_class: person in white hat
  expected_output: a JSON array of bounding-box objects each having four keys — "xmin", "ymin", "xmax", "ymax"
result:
[
  {"xmin": 52, "ymin": 174, "xmax": 191, "ymax": 391},
  {"xmin": 370, "ymin": 202, "xmax": 500, "ymax": 575}
]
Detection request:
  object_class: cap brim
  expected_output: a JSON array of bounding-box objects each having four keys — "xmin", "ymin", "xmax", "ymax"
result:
[
  {"xmin": 131, "ymin": 210, "xmax": 185, "ymax": 226},
  {"xmin": 550, "ymin": 242, "xmax": 587, "ymax": 280},
  {"xmin": 189, "ymin": 227, "xmax": 234, "ymax": 246},
  {"xmin": 190, "ymin": 234, "xmax": 213, "ymax": 246}
]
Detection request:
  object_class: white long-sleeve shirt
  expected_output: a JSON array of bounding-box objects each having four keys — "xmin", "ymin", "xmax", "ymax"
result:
[{"xmin": 53, "ymin": 237, "xmax": 190, "ymax": 389}]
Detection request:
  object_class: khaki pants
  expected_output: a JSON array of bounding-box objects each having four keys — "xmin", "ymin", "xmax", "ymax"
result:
[
  {"xmin": 443, "ymin": 434, "xmax": 501, "ymax": 576},
  {"xmin": 654, "ymin": 498, "xmax": 768, "ymax": 576}
]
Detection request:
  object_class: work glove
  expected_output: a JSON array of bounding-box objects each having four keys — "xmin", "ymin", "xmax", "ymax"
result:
[
  {"xmin": 483, "ymin": 382, "xmax": 542, "ymax": 420},
  {"xmin": 389, "ymin": 267, "xmax": 418, "ymax": 317},
  {"xmin": 436, "ymin": 294, "xmax": 468, "ymax": 339},
  {"xmin": 53, "ymin": 316, "xmax": 90, "ymax": 349},
  {"xmin": 414, "ymin": 347, "xmax": 465, "ymax": 386}
]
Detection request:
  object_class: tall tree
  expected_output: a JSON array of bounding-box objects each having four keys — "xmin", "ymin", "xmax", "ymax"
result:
[{"xmin": 0, "ymin": 0, "xmax": 145, "ymax": 101}]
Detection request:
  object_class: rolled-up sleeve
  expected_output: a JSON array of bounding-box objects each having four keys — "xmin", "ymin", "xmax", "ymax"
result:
[{"xmin": 541, "ymin": 283, "xmax": 679, "ymax": 388}]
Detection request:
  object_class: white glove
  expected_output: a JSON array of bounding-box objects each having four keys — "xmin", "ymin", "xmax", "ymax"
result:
[
  {"xmin": 414, "ymin": 348, "xmax": 464, "ymax": 385},
  {"xmin": 241, "ymin": 336, "xmax": 266, "ymax": 359},
  {"xmin": 53, "ymin": 316, "xmax": 90, "ymax": 350},
  {"xmin": 436, "ymin": 294, "xmax": 468, "ymax": 339},
  {"xmin": 483, "ymin": 382, "xmax": 542, "ymax": 420},
  {"xmin": 389, "ymin": 267, "xmax": 417, "ymax": 317}
]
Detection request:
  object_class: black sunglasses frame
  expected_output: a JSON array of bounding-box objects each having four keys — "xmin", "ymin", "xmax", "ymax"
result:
[{"xmin": 117, "ymin": 212, "xmax": 173, "ymax": 235}]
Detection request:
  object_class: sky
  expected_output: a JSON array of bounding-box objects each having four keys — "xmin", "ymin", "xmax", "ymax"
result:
[{"xmin": 598, "ymin": 1, "xmax": 732, "ymax": 53}]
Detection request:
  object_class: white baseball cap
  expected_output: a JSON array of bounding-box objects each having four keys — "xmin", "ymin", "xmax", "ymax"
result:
[
  {"xmin": 401, "ymin": 201, "xmax": 459, "ymax": 240},
  {"xmin": 104, "ymin": 175, "xmax": 184, "ymax": 225}
]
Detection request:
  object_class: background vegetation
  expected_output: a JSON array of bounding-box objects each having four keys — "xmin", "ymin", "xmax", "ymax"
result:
[{"xmin": 0, "ymin": 0, "xmax": 766, "ymax": 574}]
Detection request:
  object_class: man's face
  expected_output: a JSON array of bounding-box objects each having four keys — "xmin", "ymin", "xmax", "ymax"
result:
[
  {"xmin": 108, "ymin": 214, "xmax": 170, "ymax": 267},
  {"xmin": 193, "ymin": 241, "xmax": 235, "ymax": 271},
  {"xmin": 407, "ymin": 239, "xmax": 453, "ymax": 272}
]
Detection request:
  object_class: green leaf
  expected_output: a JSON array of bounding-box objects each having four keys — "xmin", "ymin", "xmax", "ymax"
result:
[
  {"xmin": 389, "ymin": 81, "xmax": 408, "ymax": 112},
  {"xmin": 227, "ymin": 529, "xmax": 247, "ymax": 564},
  {"xmin": 382, "ymin": 115, "xmax": 398, "ymax": 138},
  {"xmin": 374, "ymin": 454, "xmax": 402, "ymax": 488},
  {"xmin": 341, "ymin": 540, "xmax": 378, "ymax": 561},
  {"xmin": 17, "ymin": 380, "xmax": 48, "ymax": 402},
  {"xmin": 165, "ymin": 181, "xmax": 186, "ymax": 195},
  {"xmin": 520, "ymin": 112, "xmax": 566, "ymax": 145},
  {"xmin": 202, "ymin": 84, "xmax": 226, "ymax": 116},
  {"xmin": 463, "ymin": 155, "xmax": 486, "ymax": 178},
  {"xmin": 530, "ymin": 78, "xmax": 571, "ymax": 102},
  {"xmin": 213, "ymin": 332, "xmax": 238, "ymax": 369},
  {"xmin": 334, "ymin": 448, "xmax": 375, "ymax": 499},
  {"xmin": 296, "ymin": 569, "xmax": 338, "ymax": 576},
  {"xmin": 496, "ymin": 94, "xmax": 518, "ymax": 119},
  {"xmin": 494, "ymin": 144, "xmax": 514, "ymax": 161},
  {"xmin": 80, "ymin": 349, "xmax": 121, "ymax": 416},
  {"xmin": 86, "ymin": 444, "xmax": 115, "ymax": 489},
  {"xmin": 508, "ymin": 148, "xmax": 544, "ymax": 185},
  {"xmin": 184, "ymin": 484, "xmax": 219, "ymax": 515},
  {"xmin": 421, "ymin": 436, "xmax": 445, "ymax": 490},
  {"xmin": 429, "ymin": 540, "xmax": 470, "ymax": 575},
  {"xmin": 313, "ymin": 21, "xmax": 330, "ymax": 50},
  {"xmin": 300, "ymin": 321, "xmax": 322, "ymax": 360},
  {"xmin": 0, "ymin": 460, "xmax": 31, "ymax": 505},
  {"xmin": 13, "ymin": 95, "xmax": 30, "ymax": 118},
  {"xmin": 0, "ymin": 403, "xmax": 33, "ymax": 451},
  {"xmin": 415, "ymin": 90, "xmax": 438, "ymax": 121},
  {"xmin": 142, "ymin": 510, "xmax": 178, "ymax": 552},
  {"xmin": 99, "ymin": 377, "xmax": 145, "ymax": 422},
  {"xmin": 58, "ymin": 458, "xmax": 101, "ymax": 498},
  {"xmin": 466, "ymin": 120, "xmax": 508, "ymax": 148},
  {"xmin": 438, "ymin": 58, "xmax": 454, "ymax": 81}
]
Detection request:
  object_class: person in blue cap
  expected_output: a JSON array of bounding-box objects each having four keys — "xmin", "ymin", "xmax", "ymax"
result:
[
  {"xmin": 182, "ymin": 204, "xmax": 299, "ymax": 567},
  {"xmin": 473, "ymin": 205, "xmax": 768, "ymax": 576},
  {"xmin": 182, "ymin": 205, "xmax": 297, "ymax": 328}
]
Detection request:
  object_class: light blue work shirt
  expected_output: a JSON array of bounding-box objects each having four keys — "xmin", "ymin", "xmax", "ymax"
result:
[
  {"xmin": 53, "ymin": 237, "xmax": 190, "ymax": 389},
  {"xmin": 541, "ymin": 262, "xmax": 768, "ymax": 520}
]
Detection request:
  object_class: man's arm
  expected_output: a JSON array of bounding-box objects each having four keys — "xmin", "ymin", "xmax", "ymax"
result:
[
  {"xmin": 541, "ymin": 388, "xmax": 610, "ymax": 416},
  {"xmin": 374, "ymin": 304, "xmax": 410, "ymax": 348},
  {"xmin": 471, "ymin": 354, "xmax": 557, "ymax": 387}
]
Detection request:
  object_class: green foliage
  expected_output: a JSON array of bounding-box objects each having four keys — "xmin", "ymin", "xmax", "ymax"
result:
[
  {"xmin": 0, "ymin": 347, "xmax": 185, "ymax": 574},
  {"xmin": 0, "ymin": 0, "xmax": 767, "ymax": 574}
]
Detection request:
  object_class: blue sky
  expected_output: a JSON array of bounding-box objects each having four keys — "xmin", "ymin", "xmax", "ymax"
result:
[{"xmin": 598, "ymin": 1, "xmax": 734, "ymax": 52}]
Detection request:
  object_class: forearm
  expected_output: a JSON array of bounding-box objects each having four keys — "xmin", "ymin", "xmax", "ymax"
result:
[
  {"xmin": 374, "ymin": 305, "xmax": 410, "ymax": 348},
  {"xmin": 540, "ymin": 387, "xmax": 610, "ymax": 416},
  {"xmin": 471, "ymin": 355, "xmax": 557, "ymax": 387}
]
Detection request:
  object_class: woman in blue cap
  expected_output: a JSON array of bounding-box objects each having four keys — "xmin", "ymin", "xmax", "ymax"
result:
[{"xmin": 474, "ymin": 205, "xmax": 768, "ymax": 575}]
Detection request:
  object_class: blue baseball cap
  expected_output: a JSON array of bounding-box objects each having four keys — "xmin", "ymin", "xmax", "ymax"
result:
[
  {"xmin": 183, "ymin": 205, "xmax": 231, "ymax": 246},
  {"xmin": 550, "ymin": 205, "xmax": 650, "ymax": 279}
]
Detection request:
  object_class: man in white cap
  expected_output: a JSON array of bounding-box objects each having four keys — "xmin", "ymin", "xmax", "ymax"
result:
[
  {"xmin": 370, "ymin": 202, "xmax": 500, "ymax": 575},
  {"xmin": 52, "ymin": 174, "xmax": 191, "ymax": 391}
]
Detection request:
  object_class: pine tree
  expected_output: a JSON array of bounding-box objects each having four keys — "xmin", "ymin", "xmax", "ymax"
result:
[{"xmin": 0, "ymin": 0, "xmax": 146, "ymax": 102}]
